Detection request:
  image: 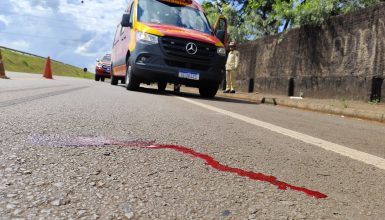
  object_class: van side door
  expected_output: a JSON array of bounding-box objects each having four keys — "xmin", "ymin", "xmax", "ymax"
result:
[
  {"xmin": 213, "ymin": 16, "xmax": 228, "ymax": 47},
  {"xmin": 112, "ymin": 2, "xmax": 134, "ymax": 76},
  {"xmin": 118, "ymin": 3, "xmax": 135, "ymax": 75}
]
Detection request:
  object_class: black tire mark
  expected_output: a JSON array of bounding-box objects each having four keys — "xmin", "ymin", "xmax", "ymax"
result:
[
  {"xmin": 0, "ymin": 86, "xmax": 89, "ymax": 108},
  {"xmin": 0, "ymin": 84, "xmax": 69, "ymax": 94}
]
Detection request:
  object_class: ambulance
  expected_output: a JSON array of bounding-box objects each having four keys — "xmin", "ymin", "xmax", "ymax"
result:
[{"xmin": 110, "ymin": 0, "xmax": 228, "ymax": 98}]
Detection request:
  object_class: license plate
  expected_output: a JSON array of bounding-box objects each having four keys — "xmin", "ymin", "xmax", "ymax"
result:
[{"xmin": 178, "ymin": 71, "xmax": 199, "ymax": 80}]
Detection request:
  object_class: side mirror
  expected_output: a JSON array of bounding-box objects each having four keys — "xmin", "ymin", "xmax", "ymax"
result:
[{"xmin": 121, "ymin": 13, "xmax": 131, "ymax": 27}]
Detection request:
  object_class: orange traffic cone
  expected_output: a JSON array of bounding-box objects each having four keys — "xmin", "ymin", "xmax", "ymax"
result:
[
  {"xmin": 43, "ymin": 56, "xmax": 53, "ymax": 79},
  {"xmin": 0, "ymin": 49, "xmax": 8, "ymax": 79}
]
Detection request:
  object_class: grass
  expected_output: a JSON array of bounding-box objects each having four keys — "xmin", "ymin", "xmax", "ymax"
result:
[
  {"xmin": 1, "ymin": 48, "xmax": 94, "ymax": 79},
  {"xmin": 341, "ymin": 98, "xmax": 348, "ymax": 108}
]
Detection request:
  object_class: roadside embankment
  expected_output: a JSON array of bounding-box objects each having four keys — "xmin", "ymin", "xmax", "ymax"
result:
[{"xmin": 0, "ymin": 47, "xmax": 93, "ymax": 79}]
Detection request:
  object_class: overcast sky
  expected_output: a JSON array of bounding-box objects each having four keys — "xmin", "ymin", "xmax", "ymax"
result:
[{"xmin": 0, "ymin": 0, "xmax": 199, "ymax": 72}]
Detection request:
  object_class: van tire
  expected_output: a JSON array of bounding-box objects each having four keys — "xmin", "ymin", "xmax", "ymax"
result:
[
  {"xmin": 101, "ymin": 77, "xmax": 105, "ymax": 82},
  {"xmin": 95, "ymin": 75, "xmax": 100, "ymax": 81},
  {"xmin": 111, "ymin": 75, "xmax": 118, "ymax": 85},
  {"xmin": 125, "ymin": 61, "xmax": 140, "ymax": 91},
  {"xmin": 199, "ymin": 83, "xmax": 218, "ymax": 98},
  {"xmin": 158, "ymin": 82, "xmax": 167, "ymax": 91}
]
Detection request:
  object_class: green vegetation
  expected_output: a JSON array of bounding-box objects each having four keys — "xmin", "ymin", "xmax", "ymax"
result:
[
  {"xmin": 203, "ymin": 0, "xmax": 384, "ymax": 42},
  {"xmin": 341, "ymin": 99, "xmax": 349, "ymax": 108},
  {"xmin": 1, "ymin": 48, "xmax": 94, "ymax": 79}
]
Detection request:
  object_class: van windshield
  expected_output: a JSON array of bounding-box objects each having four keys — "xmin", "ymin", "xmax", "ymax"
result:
[{"xmin": 138, "ymin": 0, "xmax": 212, "ymax": 35}]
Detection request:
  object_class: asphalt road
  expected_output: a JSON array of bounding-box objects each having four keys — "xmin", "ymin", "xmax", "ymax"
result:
[{"xmin": 1, "ymin": 72, "xmax": 385, "ymax": 219}]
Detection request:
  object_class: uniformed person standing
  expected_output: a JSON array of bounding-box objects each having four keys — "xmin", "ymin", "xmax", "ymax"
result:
[{"xmin": 224, "ymin": 41, "xmax": 240, "ymax": 93}]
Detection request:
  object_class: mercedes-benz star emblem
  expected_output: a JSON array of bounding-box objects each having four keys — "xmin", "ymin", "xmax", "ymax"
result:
[{"xmin": 186, "ymin": 42, "xmax": 198, "ymax": 55}]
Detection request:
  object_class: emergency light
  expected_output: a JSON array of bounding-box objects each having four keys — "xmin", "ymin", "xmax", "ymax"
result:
[{"xmin": 158, "ymin": 0, "xmax": 193, "ymax": 6}]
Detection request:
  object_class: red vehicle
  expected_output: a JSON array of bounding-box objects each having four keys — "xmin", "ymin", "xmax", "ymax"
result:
[
  {"xmin": 110, "ymin": 0, "xmax": 228, "ymax": 98},
  {"xmin": 95, "ymin": 54, "xmax": 112, "ymax": 82}
]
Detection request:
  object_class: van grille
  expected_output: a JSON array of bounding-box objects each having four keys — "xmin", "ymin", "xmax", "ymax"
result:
[
  {"xmin": 165, "ymin": 60, "xmax": 210, "ymax": 71},
  {"xmin": 102, "ymin": 64, "xmax": 110, "ymax": 69},
  {"xmin": 160, "ymin": 36, "xmax": 216, "ymax": 62}
]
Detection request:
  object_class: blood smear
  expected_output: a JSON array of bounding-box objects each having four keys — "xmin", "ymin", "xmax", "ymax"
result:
[
  {"xmin": 144, "ymin": 144, "xmax": 327, "ymax": 199},
  {"xmin": 30, "ymin": 134, "xmax": 327, "ymax": 199}
]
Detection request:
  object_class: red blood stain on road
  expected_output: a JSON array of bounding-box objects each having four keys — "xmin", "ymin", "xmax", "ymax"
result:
[
  {"xmin": 30, "ymin": 134, "xmax": 327, "ymax": 199},
  {"xmin": 143, "ymin": 144, "xmax": 327, "ymax": 199}
]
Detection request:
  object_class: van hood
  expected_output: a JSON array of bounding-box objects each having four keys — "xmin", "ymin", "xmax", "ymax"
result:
[{"xmin": 139, "ymin": 23, "xmax": 223, "ymax": 47}]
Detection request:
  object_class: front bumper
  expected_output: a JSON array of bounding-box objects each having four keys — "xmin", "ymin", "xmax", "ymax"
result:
[
  {"xmin": 95, "ymin": 68, "xmax": 111, "ymax": 77},
  {"xmin": 130, "ymin": 39, "xmax": 226, "ymax": 87}
]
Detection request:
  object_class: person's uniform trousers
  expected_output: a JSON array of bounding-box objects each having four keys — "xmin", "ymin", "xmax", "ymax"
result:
[{"xmin": 225, "ymin": 50, "xmax": 240, "ymax": 91}]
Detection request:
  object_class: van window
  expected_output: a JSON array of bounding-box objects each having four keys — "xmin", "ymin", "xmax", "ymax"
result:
[
  {"xmin": 113, "ymin": 25, "xmax": 120, "ymax": 45},
  {"xmin": 138, "ymin": 0, "xmax": 211, "ymax": 34},
  {"xmin": 120, "ymin": 24, "xmax": 125, "ymax": 35},
  {"xmin": 129, "ymin": 3, "xmax": 134, "ymax": 25},
  {"xmin": 120, "ymin": 3, "xmax": 134, "ymax": 35}
]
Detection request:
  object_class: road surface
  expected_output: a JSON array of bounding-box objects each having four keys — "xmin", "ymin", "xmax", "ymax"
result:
[{"xmin": 1, "ymin": 72, "xmax": 385, "ymax": 219}]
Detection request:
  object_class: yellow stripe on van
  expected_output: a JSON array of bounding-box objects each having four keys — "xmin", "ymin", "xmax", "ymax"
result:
[
  {"xmin": 215, "ymin": 41, "xmax": 224, "ymax": 47},
  {"xmin": 135, "ymin": 22, "xmax": 165, "ymax": 37},
  {"xmin": 128, "ymin": 30, "xmax": 136, "ymax": 51}
]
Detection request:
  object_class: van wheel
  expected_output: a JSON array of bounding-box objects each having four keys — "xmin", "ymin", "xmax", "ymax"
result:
[
  {"xmin": 125, "ymin": 61, "xmax": 140, "ymax": 91},
  {"xmin": 95, "ymin": 75, "xmax": 100, "ymax": 81},
  {"xmin": 121, "ymin": 78, "xmax": 125, "ymax": 84},
  {"xmin": 199, "ymin": 83, "xmax": 219, "ymax": 98},
  {"xmin": 101, "ymin": 77, "xmax": 105, "ymax": 82},
  {"xmin": 111, "ymin": 75, "xmax": 118, "ymax": 85},
  {"xmin": 158, "ymin": 82, "xmax": 167, "ymax": 91}
]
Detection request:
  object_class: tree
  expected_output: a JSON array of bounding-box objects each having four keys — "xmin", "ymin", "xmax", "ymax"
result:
[
  {"xmin": 203, "ymin": 1, "xmax": 254, "ymax": 42},
  {"xmin": 203, "ymin": 0, "xmax": 277, "ymax": 42},
  {"xmin": 271, "ymin": 0, "xmax": 384, "ymax": 28},
  {"xmin": 294, "ymin": 0, "xmax": 336, "ymax": 26},
  {"xmin": 203, "ymin": 0, "xmax": 384, "ymax": 41},
  {"xmin": 336, "ymin": 0, "xmax": 382, "ymax": 13}
]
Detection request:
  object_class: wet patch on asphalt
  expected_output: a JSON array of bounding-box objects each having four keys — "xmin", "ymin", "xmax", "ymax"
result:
[{"xmin": 29, "ymin": 134, "xmax": 155, "ymax": 147}]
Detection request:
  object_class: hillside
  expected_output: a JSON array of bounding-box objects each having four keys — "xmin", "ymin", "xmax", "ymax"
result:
[{"xmin": 0, "ymin": 47, "xmax": 94, "ymax": 79}]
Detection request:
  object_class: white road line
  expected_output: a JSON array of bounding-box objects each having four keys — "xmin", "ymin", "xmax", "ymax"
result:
[{"xmin": 176, "ymin": 96, "xmax": 385, "ymax": 170}]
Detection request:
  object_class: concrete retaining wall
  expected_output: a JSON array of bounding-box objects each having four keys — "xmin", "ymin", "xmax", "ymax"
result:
[{"xmin": 236, "ymin": 3, "xmax": 385, "ymax": 102}]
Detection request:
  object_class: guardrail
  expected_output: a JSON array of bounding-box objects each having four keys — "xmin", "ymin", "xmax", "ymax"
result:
[{"xmin": 0, "ymin": 46, "xmax": 67, "ymax": 65}]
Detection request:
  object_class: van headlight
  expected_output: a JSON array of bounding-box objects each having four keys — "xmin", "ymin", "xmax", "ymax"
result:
[
  {"xmin": 217, "ymin": 47, "xmax": 226, "ymax": 56},
  {"xmin": 136, "ymin": 32, "xmax": 158, "ymax": 44}
]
